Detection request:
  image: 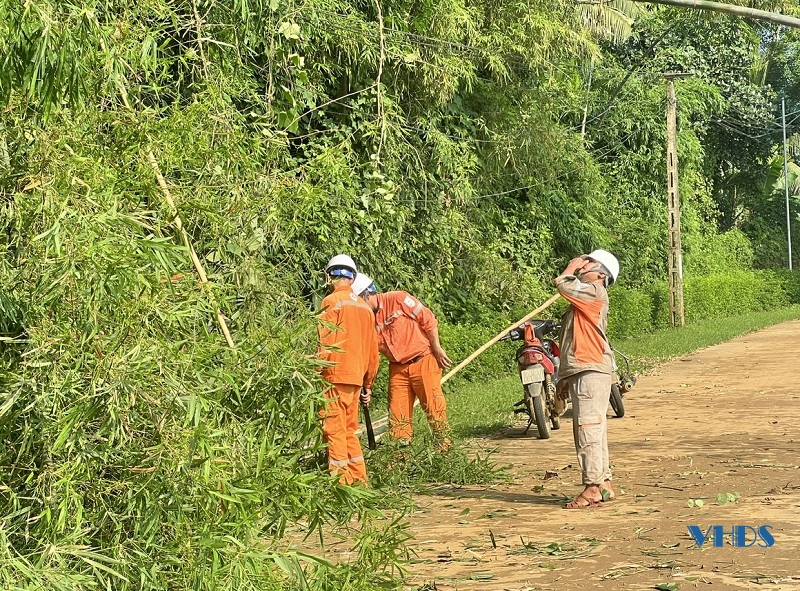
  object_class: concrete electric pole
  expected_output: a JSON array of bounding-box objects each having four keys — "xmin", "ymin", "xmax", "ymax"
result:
[{"xmin": 665, "ymin": 74, "xmax": 689, "ymax": 327}]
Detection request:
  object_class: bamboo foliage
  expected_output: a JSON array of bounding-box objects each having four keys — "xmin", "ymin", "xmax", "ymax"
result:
[{"xmin": 0, "ymin": 89, "xmax": 405, "ymax": 591}]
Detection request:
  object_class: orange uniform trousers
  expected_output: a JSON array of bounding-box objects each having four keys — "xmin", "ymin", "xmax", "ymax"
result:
[
  {"xmin": 320, "ymin": 384, "xmax": 367, "ymax": 485},
  {"xmin": 388, "ymin": 353, "xmax": 449, "ymax": 442}
]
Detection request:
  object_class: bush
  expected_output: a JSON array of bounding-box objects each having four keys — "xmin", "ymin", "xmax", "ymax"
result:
[
  {"xmin": 0, "ymin": 116, "xmax": 406, "ymax": 591},
  {"xmin": 602, "ymin": 270, "xmax": 800, "ymax": 341},
  {"xmin": 608, "ymin": 287, "xmax": 655, "ymax": 338},
  {"xmin": 439, "ymin": 320, "xmax": 516, "ymax": 386},
  {"xmin": 684, "ymin": 270, "xmax": 789, "ymax": 321},
  {"xmin": 684, "ymin": 228, "xmax": 754, "ymax": 275},
  {"xmin": 771, "ymin": 269, "xmax": 800, "ymax": 304}
]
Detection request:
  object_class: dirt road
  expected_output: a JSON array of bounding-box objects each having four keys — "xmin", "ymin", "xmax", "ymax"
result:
[{"xmin": 404, "ymin": 321, "xmax": 800, "ymax": 590}]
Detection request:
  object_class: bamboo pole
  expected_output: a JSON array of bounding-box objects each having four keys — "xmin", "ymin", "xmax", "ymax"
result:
[
  {"xmin": 147, "ymin": 150, "xmax": 236, "ymax": 349},
  {"xmin": 360, "ymin": 292, "xmax": 562, "ymax": 437},
  {"xmin": 631, "ymin": 0, "xmax": 800, "ymax": 29},
  {"xmin": 441, "ymin": 293, "xmax": 561, "ymax": 385}
]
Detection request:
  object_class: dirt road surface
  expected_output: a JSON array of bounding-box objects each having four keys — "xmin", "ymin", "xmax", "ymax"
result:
[{"xmin": 403, "ymin": 321, "xmax": 800, "ymax": 591}]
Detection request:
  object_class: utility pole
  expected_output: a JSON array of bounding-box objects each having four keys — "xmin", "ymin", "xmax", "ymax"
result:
[
  {"xmin": 782, "ymin": 97, "xmax": 793, "ymax": 270},
  {"xmin": 665, "ymin": 74, "xmax": 688, "ymax": 327}
]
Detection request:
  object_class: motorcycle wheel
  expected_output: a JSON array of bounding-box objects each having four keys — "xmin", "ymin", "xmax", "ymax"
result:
[
  {"xmin": 526, "ymin": 383, "xmax": 551, "ymax": 439},
  {"xmin": 546, "ymin": 375, "xmax": 560, "ymax": 430},
  {"xmin": 610, "ymin": 383, "xmax": 625, "ymax": 418}
]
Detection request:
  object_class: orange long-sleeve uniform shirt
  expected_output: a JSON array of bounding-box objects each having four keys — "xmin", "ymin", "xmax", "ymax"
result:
[
  {"xmin": 318, "ymin": 283, "xmax": 380, "ymax": 388},
  {"xmin": 373, "ymin": 291, "xmax": 438, "ymax": 363},
  {"xmin": 554, "ymin": 274, "xmax": 613, "ymax": 379},
  {"xmin": 373, "ymin": 291, "xmax": 448, "ymax": 442}
]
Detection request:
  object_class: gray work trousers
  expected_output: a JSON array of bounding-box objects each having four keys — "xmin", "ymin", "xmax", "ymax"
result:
[{"xmin": 565, "ymin": 371, "xmax": 613, "ymax": 485}]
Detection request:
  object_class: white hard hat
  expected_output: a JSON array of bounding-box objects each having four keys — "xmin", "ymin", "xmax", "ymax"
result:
[
  {"xmin": 587, "ymin": 249, "xmax": 619, "ymax": 285},
  {"xmin": 351, "ymin": 274, "xmax": 376, "ymax": 297},
  {"xmin": 325, "ymin": 254, "xmax": 357, "ymax": 278}
]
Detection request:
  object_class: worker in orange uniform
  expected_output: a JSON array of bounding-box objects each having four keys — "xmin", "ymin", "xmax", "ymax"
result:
[
  {"xmin": 352, "ymin": 274, "xmax": 452, "ymax": 446},
  {"xmin": 317, "ymin": 255, "xmax": 379, "ymax": 485}
]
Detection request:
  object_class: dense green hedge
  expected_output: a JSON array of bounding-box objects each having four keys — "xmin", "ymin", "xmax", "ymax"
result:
[{"xmin": 609, "ymin": 269, "xmax": 800, "ymax": 338}]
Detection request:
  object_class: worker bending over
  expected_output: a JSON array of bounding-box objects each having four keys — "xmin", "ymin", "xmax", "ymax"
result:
[
  {"xmin": 352, "ymin": 275, "xmax": 452, "ymax": 447},
  {"xmin": 317, "ymin": 255, "xmax": 379, "ymax": 485}
]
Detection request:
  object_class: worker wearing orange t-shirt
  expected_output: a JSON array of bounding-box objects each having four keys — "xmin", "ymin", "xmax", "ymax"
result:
[
  {"xmin": 318, "ymin": 255, "xmax": 379, "ymax": 485},
  {"xmin": 352, "ymin": 274, "xmax": 451, "ymax": 445}
]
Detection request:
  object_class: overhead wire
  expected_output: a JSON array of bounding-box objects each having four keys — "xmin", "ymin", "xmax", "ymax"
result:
[
  {"xmin": 294, "ymin": 8, "xmax": 800, "ymax": 136},
  {"xmin": 710, "ymin": 110, "xmax": 800, "ymax": 140},
  {"xmin": 387, "ymin": 129, "xmax": 640, "ymax": 205},
  {"xmin": 317, "ymin": 103, "xmax": 617, "ymax": 144}
]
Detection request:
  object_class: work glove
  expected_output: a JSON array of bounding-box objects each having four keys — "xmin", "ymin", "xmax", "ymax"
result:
[{"xmin": 360, "ymin": 388, "xmax": 372, "ymax": 405}]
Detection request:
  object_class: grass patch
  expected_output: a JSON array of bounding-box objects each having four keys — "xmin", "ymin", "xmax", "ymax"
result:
[
  {"xmin": 367, "ymin": 436, "xmax": 506, "ymax": 491},
  {"xmin": 446, "ymin": 375, "xmax": 523, "ymax": 440}
]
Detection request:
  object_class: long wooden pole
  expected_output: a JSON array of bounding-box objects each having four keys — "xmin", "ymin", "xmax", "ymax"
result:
[
  {"xmin": 147, "ymin": 151, "xmax": 236, "ymax": 349},
  {"xmin": 360, "ymin": 292, "xmax": 562, "ymax": 437},
  {"xmin": 441, "ymin": 293, "xmax": 561, "ymax": 385},
  {"xmin": 631, "ymin": 0, "xmax": 800, "ymax": 29}
]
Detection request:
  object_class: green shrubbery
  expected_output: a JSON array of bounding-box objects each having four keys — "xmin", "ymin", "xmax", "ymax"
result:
[
  {"xmin": 607, "ymin": 270, "xmax": 800, "ymax": 340},
  {"xmin": 0, "ymin": 177, "xmax": 410, "ymax": 589},
  {"xmin": 607, "ymin": 287, "xmax": 657, "ymax": 337}
]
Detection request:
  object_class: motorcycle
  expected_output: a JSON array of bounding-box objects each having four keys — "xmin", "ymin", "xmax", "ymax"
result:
[
  {"xmin": 610, "ymin": 347, "xmax": 636, "ymax": 418},
  {"xmin": 501, "ymin": 319, "xmax": 562, "ymax": 439}
]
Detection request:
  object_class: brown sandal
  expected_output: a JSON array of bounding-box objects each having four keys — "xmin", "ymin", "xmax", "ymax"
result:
[{"xmin": 564, "ymin": 493, "xmax": 602, "ymax": 509}]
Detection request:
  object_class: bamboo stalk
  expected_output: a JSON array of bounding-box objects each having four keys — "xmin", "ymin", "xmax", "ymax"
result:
[{"xmin": 147, "ymin": 150, "xmax": 235, "ymax": 349}]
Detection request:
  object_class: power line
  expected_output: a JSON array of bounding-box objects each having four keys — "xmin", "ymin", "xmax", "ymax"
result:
[
  {"xmin": 318, "ymin": 103, "xmax": 617, "ymax": 144},
  {"xmin": 387, "ymin": 129, "xmax": 640, "ymax": 205},
  {"xmin": 297, "ymin": 10, "xmax": 800, "ymax": 136},
  {"xmin": 710, "ymin": 110, "xmax": 800, "ymax": 139}
]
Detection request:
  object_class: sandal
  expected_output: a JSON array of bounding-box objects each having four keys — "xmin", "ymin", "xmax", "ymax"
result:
[{"xmin": 564, "ymin": 493, "xmax": 602, "ymax": 509}]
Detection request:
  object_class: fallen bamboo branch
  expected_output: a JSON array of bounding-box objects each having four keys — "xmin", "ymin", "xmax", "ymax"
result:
[{"xmin": 147, "ymin": 150, "xmax": 235, "ymax": 349}]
